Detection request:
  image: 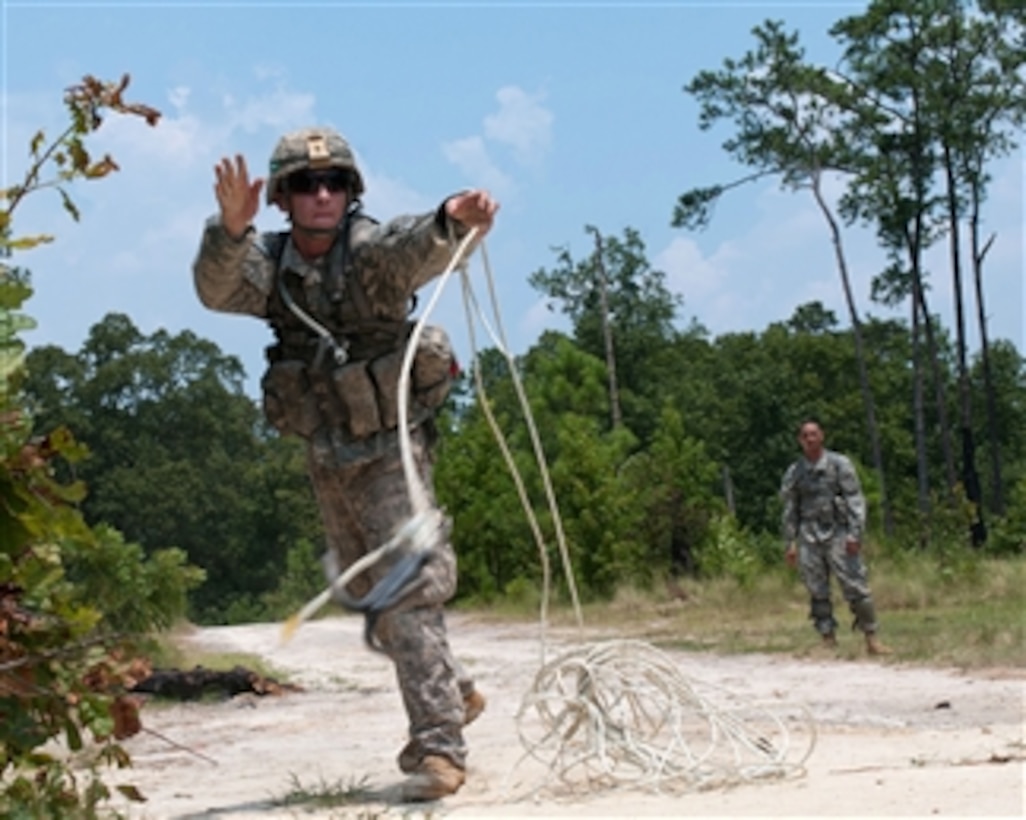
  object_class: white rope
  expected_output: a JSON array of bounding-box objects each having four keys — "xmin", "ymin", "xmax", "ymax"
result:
[
  {"xmin": 509, "ymin": 639, "xmax": 816, "ymax": 798},
  {"xmin": 458, "ymin": 239, "xmax": 584, "ymax": 664}
]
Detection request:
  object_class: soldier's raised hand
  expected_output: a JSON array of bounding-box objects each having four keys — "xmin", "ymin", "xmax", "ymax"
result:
[{"xmin": 215, "ymin": 154, "xmax": 263, "ymax": 240}]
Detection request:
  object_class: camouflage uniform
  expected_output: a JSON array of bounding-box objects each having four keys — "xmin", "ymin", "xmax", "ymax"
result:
[
  {"xmin": 780, "ymin": 450, "xmax": 880, "ymax": 636},
  {"xmin": 192, "ymin": 133, "xmax": 476, "ymax": 773}
]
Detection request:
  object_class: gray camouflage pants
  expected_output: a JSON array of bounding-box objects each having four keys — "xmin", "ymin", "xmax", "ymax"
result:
[
  {"xmin": 797, "ymin": 534, "xmax": 878, "ymax": 636},
  {"xmin": 306, "ymin": 424, "xmax": 471, "ymax": 771}
]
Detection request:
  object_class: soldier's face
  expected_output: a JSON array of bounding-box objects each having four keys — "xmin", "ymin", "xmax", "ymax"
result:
[
  {"xmin": 798, "ymin": 423, "xmax": 824, "ymax": 458},
  {"xmin": 286, "ymin": 171, "xmax": 348, "ymax": 231}
]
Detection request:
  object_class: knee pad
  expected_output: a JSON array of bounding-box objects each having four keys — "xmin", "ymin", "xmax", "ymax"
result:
[
  {"xmin": 849, "ymin": 596, "xmax": 878, "ymax": 634},
  {"xmin": 809, "ymin": 597, "xmax": 837, "ymax": 634}
]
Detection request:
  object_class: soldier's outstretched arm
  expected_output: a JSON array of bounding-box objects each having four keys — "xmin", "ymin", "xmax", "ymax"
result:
[
  {"xmin": 352, "ymin": 189, "xmax": 499, "ymax": 304},
  {"xmin": 193, "ymin": 155, "xmax": 274, "ymax": 317}
]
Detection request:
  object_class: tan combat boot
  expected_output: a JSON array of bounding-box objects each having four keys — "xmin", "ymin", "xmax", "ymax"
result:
[
  {"xmin": 865, "ymin": 632, "xmax": 892, "ymax": 656},
  {"xmin": 464, "ymin": 689, "xmax": 486, "ymax": 726},
  {"xmin": 401, "ymin": 755, "xmax": 466, "ymax": 802},
  {"xmin": 822, "ymin": 631, "xmax": 838, "ymax": 649}
]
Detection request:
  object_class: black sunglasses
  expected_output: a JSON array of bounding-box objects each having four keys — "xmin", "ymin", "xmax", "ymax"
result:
[{"xmin": 286, "ymin": 169, "xmax": 350, "ymax": 194}]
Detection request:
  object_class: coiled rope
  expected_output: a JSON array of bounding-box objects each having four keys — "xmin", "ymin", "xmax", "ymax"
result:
[
  {"xmin": 511, "ymin": 639, "xmax": 815, "ymax": 798},
  {"xmin": 279, "ymin": 224, "xmax": 817, "ymax": 796}
]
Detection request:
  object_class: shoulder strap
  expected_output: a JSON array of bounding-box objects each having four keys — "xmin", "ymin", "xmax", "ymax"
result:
[{"xmin": 827, "ymin": 451, "xmax": 843, "ymax": 491}]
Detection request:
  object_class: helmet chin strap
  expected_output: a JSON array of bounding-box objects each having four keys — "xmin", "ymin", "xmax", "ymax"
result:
[{"xmin": 291, "ymin": 221, "xmax": 340, "ymax": 238}]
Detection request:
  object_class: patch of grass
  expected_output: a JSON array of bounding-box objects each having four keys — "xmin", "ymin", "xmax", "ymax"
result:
[
  {"xmin": 271, "ymin": 772, "xmax": 373, "ymax": 810},
  {"xmin": 487, "ymin": 555, "xmax": 1025, "ymax": 670},
  {"xmin": 147, "ymin": 625, "xmax": 292, "ymax": 684}
]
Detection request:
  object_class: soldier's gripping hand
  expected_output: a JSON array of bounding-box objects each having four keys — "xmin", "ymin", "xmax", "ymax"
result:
[
  {"xmin": 214, "ymin": 154, "xmax": 264, "ymax": 240},
  {"xmin": 785, "ymin": 542, "xmax": 798, "ymax": 569},
  {"xmin": 446, "ymin": 189, "xmax": 499, "ymax": 236},
  {"xmin": 845, "ymin": 538, "xmax": 861, "ymax": 555}
]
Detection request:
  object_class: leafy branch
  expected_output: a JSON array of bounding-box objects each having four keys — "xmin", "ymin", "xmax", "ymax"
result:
[{"xmin": 1, "ymin": 73, "xmax": 161, "ymax": 248}]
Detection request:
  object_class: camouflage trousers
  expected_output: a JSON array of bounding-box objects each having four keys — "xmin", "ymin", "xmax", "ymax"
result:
[
  {"xmin": 797, "ymin": 533, "xmax": 878, "ymax": 636},
  {"xmin": 306, "ymin": 424, "xmax": 472, "ymax": 771}
]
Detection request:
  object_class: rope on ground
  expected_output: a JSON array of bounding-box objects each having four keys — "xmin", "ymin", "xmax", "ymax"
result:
[{"xmin": 509, "ymin": 639, "xmax": 816, "ymax": 798}]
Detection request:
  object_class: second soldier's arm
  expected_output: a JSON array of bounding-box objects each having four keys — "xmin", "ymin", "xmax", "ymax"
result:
[
  {"xmin": 780, "ymin": 463, "xmax": 800, "ymax": 566},
  {"xmin": 781, "ymin": 463, "xmax": 801, "ymax": 543},
  {"xmin": 835, "ymin": 453, "xmax": 867, "ymax": 546}
]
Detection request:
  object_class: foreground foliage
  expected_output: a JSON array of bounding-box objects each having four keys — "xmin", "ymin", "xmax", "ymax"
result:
[{"xmin": 1, "ymin": 76, "xmax": 202, "ymax": 817}]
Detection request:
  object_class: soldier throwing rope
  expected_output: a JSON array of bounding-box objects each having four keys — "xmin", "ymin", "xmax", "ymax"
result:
[{"xmin": 192, "ymin": 126, "xmax": 498, "ymax": 801}]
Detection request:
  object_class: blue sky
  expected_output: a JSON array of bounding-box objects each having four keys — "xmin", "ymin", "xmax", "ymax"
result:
[{"xmin": 3, "ymin": 1, "xmax": 1022, "ymax": 398}]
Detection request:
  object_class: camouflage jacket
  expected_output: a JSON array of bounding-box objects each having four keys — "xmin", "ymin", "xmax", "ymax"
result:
[
  {"xmin": 780, "ymin": 450, "xmax": 866, "ymax": 545},
  {"xmin": 192, "ymin": 204, "xmax": 467, "ymax": 454}
]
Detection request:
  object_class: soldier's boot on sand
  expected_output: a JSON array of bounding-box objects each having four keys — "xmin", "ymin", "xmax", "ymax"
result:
[
  {"xmin": 865, "ymin": 632, "xmax": 892, "ymax": 656},
  {"xmin": 401, "ymin": 755, "xmax": 466, "ymax": 802},
  {"xmin": 806, "ymin": 631, "xmax": 837, "ymax": 657},
  {"xmin": 464, "ymin": 689, "xmax": 486, "ymax": 726}
]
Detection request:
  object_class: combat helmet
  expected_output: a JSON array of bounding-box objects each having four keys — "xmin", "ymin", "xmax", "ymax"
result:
[{"xmin": 266, "ymin": 127, "xmax": 365, "ymax": 205}]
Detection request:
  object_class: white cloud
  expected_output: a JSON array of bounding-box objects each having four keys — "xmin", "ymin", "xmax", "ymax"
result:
[
  {"xmin": 654, "ymin": 235, "xmax": 725, "ymax": 302},
  {"xmin": 521, "ymin": 295, "xmax": 569, "ymax": 343},
  {"xmin": 442, "ymin": 135, "xmax": 514, "ymax": 194},
  {"xmin": 483, "ymin": 86, "xmax": 553, "ymax": 167},
  {"xmin": 442, "ymin": 84, "xmax": 552, "ymax": 194},
  {"xmin": 93, "ymin": 111, "xmax": 209, "ymax": 169},
  {"xmin": 168, "ymin": 85, "xmax": 190, "ymax": 111},
  {"xmin": 359, "ymin": 163, "xmax": 435, "ymax": 217},
  {"xmin": 225, "ymin": 86, "xmax": 317, "ymax": 134}
]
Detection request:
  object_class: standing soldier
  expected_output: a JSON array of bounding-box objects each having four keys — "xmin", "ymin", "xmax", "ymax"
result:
[
  {"xmin": 781, "ymin": 417, "xmax": 891, "ymax": 656},
  {"xmin": 192, "ymin": 127, "xmax": 498, "ymax": 800}
]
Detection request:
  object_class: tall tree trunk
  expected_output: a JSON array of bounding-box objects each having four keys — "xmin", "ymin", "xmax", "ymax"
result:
[
  {"xmin": 970, "ymin": 191, "xmax": 1005, "ymax": 516},
  {"xmin": 943, "ymin": 146, "xmax": 972, "ymax": 441},
  {"xmin": 587, "ymin": 227, "xmax": 622, "ymax": 430},
  {"xmin": 910, "ymin": 270, "xmax": 959, "ymax": 498},
  {"xmin": 722, "ymin": 465, "xmax": 736, "ymax": 517},
  {"xmin": 901, "ymin": 103, "xmax": 959, "ymax": 500},
  {"xmin": 911, "ymin": 285, "xmax": 931, "ymax": 540},
  {"xmin": 811, "ymin": 173, "xmax": 893, "ymax": 536},
  {"xmin": 943, "ymin": 144, "xmax": 986, "ymax": 545}
]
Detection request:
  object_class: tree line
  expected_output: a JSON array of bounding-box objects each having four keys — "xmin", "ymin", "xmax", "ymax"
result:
[{"xmin": 22, "ymin": 279, "xmax": 1026, "ymax": 619}]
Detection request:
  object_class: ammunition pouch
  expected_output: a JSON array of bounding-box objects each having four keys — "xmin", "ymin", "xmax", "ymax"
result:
[
  {"xmin": 261, "ymin": 360, "xmax": 321, "ymax": 438},
  {"xmin": 411, "ymin": 325, "xmax": 456, "ymax": 410},
  {"xmin": 261, "ymin": 325, "xmax": 456, "ymax": 443},
  {"xmin": 332, "ymin": 361, "xmax": 382, "ymax": 439}
]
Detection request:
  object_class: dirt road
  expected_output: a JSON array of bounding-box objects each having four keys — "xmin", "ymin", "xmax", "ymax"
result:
[{"xmin": 112, "ymin": 612, "xmax": 1024, "ymax": 818}]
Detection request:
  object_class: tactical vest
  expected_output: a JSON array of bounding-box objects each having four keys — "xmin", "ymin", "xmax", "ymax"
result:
[
  {"xmin": 790, "ymin": 451, "xmax": 849, "ymax": 534},
  {"xmin": 259, "ymin": 214, "xmax": 456, "ymax": 444}
]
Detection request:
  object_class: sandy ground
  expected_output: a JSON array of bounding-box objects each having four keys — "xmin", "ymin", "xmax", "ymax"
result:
[{"xmin": 109, "ymin": 612, "xmax": 1025, "ymax": 819}]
